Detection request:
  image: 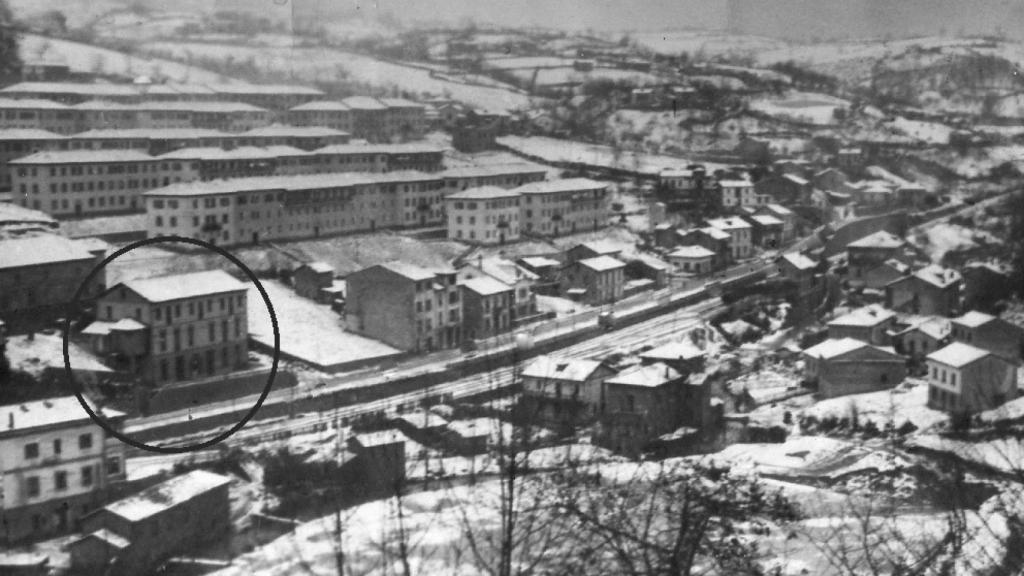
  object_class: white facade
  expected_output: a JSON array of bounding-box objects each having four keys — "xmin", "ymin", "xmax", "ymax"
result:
[
  {"xmin": 706, "ymin": 217, "xmax": 753, "ymax": 259},
  {"xmin": 445, "ymin": 186, "xmax": 521, "ymax": 244},
  {"xmin": 717, "ymin": 179, "xmax": 757, "ymax": 208},
  {"xmin": 518, "ymin": 178, "xmax": 609, "ymax": 237}
]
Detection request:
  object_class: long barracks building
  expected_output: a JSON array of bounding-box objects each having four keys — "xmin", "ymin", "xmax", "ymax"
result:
[
  {"xmin": 143, "ymin": 164, "xmax": 548, "ymax": 246},
  {"xmin": 10, "ymin": 143, "xmax": 447, "ymax": 216}
]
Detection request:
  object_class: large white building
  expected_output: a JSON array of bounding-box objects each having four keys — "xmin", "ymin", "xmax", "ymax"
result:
[
  {"xmin": 0, "ymin": 397, "xmax": 126, "ymax": 542},
  {"xmin": 706, "ymin": 216, "xmax": 754, "ymax": 260},
  {"xmin": 517, "ymin": 178, "xmax": 609, "ymax": 237},
  {"xmin": 143, "ymin": 164, "xmax": 547, "ymax": 246},
  {"xmin": 445, "ymin": 186, "xmax": 521, "ymax": 244}
]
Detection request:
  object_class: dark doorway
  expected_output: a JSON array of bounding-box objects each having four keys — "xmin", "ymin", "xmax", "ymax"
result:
[{"xmin": 175, "ymin": 356, "xmax": 185, "ymax": 380}]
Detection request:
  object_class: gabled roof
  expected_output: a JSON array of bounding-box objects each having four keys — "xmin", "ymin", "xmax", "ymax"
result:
[
  {"xmin": 803, "ymin": 337, "xmax": 875, "ymax": 360},
  {"xmin": 909, "ymin": 264, "xmax": 962, "ymax": 289},
  {"xmin": 669, "ymin": 245, "xmax": 716, "ymax": 259},
  {"xmin": 952, "ymin": 310, "xmax": 998, "ymax": 329},
  {"xmin": 461, "ymin": 276, "xmax": 512, "ymax": 296},
  {"xmin": 522, "ymin": 355, "xmax": 605, "ymax": 382},
  {"xmin": 519, "ymin": 256, "xmax": 561, "ymax": 268},
  {"xmin": 641, "ymin": 340, "xmax": 705, "ymax": 362},
  {"xmin": 783, "ymin": 174, "xmax": 809, "ymax": 186},
  {"xmin": 515, "ymin": 178, "xmax": 607, "ymax": 195},
  {"xmin": 829, "ymin": 305, "xmax": 896, "ymax": 327},
  {"xmin": 115, "ymin": 270, "xmax": 246, "ymax": 303},
  {"xmin": 0, "ymin": 396, "xmax": 123, "ymax": 435},
  {"xmin": 0, "ymin": 234, "xmax": 96, "ymax": 269},
  {"xmin": 578, "ymin": 255, "xmax": 625, "ymax": 272},
  {"xmin": 762, "ymin": 203, "xmax": 794, "ymax": 216},
  {"xmin": 781, "ymin": 252, "xmax": 817, "ymax": 271},
  {"xmin": 342, "ymin": 96, "xmax": 387, "ymax": 110},
  {"xmin": 606, "ymin": 362, "xmax": 684, "ymax": 388},
  {"xmin": 749, "ymin": 214, "xmax": 784, "ymax": 227},
  {"xmin": 103, "ymin": 470, "xmax": 232, "ymax": 522},
  {"xmin": 927, "ymin": 342, "xmax": 993, "ymax": 368},
  {"xmin": 573, "ymin": 240, "xmax": 621, "ymax": 256},
  {"xmin": 847, "ymin": 230, "xmax": 905, "ymax": 249}
]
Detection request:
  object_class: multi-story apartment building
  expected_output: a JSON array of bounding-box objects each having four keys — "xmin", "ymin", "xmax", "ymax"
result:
[
  {"xmin": 517, "ymin": 178, "xmax": 609, "ymax": 237},
  {"xmin": 236, "ymin": 125, "xmax": 351, "ymax": 149},
  {"xmin": 827, "ymin": 304, "xmax": 897, "ymax": 346},
  {"xmin": 0, "ymin": 397, "xmax": 127, "ymax": 542},
  {"xmin": 83, "ymin": 270, "xmax": 249, "ymax": 386},
  {"xmin": 445, "ymin": 186, "xmax": 521, "ymax": 244},
  {"xmin": 0, "ymin": 81, "xmax": 324, "ymax": 109},
  {"xmin": 143, "ymin": 165, "xmax": 546, "ymax": 246},
  {"xmin": 926, "ymin": 342, "xmax": 1018, "ymax": 414},
  {"xmin": 346, "ymin": 261, "xmax": 461, "ymax": 352},
  {"xmin": 287, "ymin": 100, "xmax": 353, "ymax": 132},
  {"xmin": 520, "ymin": 356, "xmax": 616, "ymax": 432},
  {"xmin": 378, "ymin": 98, "xmax": 427, "ymax": 140},
  {"xmin": 10, "ymin": 150, "xmax": 197, "ymax": 216},
  {"xmin": 0, "ymin": 98, "xmax": 78, "ymax": 134},
  {"xmin": 0, "ymin": 129, "xmax": 66, "ymax": 191},
  {"xmin": 715, "ymin": 179, "xmax": 758, "ymax": 209},
  {"xmin": 0, "ymin": 233, "xmax": 106, "ymax": 329},
  {"xmin": 460, "ymin": 276, "xmax": 515, "ymax": 341},
  {"xmin": 705, "ymin": 216, "xmax": 753, "ymax": 260},
  {"xmin": 343, "ymin": 96, "xmax": 389, "ymax": 142}
]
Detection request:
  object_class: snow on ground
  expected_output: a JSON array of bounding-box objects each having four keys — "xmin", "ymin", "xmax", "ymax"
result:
[
  {"xmin": 915, "ymin": 222, "xmax": 995, "ymax": 263},
  {"xmin": 748, "ymin": 91, "xmax": 848, "ymax": 125},
  {"xmin": 141, "ymin": 42, "xmax": 532, "ymax": 111},
  {"xmin": 246, "ymin": 279, "xmax": 401, "ymax": 369},
  {"xmin": 801, "ymin": 379, "xmax": 948, "ymax": 431},
  {"xmin": 497, "ymin": 135, "xmax": 728, "ymax": 176},
  {"xmin": 19, "ymin": 34, "xmax": 237, "ymax": 84},
  {"xmin": 908, "ymin": 435, "xmax": 1024, "ymax": 475},
  {"xmin": 699, "ymin": 436, "xmax": 909, "ymax": 480},
  {"xmin": 282, "ymin": 234, "xmax": 466, "ymax": 278},
  {"xmin": 536, "ymin": 295, "xmax": 585, "ymax": 316},
  {"xmin": 7, "ymin": 332, "xmax": 111, "ymax": 377},
  {"xmin": 887, "ymin": 116, "xmax": 953, "ymax": 145}
]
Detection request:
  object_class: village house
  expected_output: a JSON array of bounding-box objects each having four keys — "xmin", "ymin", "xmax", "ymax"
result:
[
  {"xmin": 753, "ymin": 173, "xmax": 810, "ymax": 205},
  {"xmin": 962, "ymin": 262, "xmax": 1015, "ymax": 311},
  {"xmin": 658, "ymin": 167, "xmax": 703, "ymax": 196},
  {"xmin": 517, "ymin": 178, "xmax": 609, "ymax": 237},
  {"xmin": 0, "ymin": 233, "xmax": 106, "ymax": 330},
  {"xmin": 755, "ymin": 203, "xmax": 797, "ymax": 241},
  {"xmin": 69, "ymin": 470, "xmax": 231, "ymax": 576},
  {"xmin": 596, "ymin": 362, "xmax": 711, "ymax": 457},
  {"xmin": 0, "ymin": 397, "xmax": 126, "ymax": 543},
  {"xmin": 836, "ymin": 147, "xmax": 863, "ymax": 169},
  {"xmin": 346, "ymin": 261, "xmax": 461, "ymax": 353},
  {"xmin": 292, "ymin": 261, "xmax": 335, "ymax": 301},
  {"xmin": 846, "ymin": 230, "xmax": 910, "ymax": 285},
  {"xmin": 520, "ymin": 355, "xmax": 616, "ymax": 433},
  {"xmin": 456, "ymin": 256, "xmax": 539, "ymax": 324},
  {"xmin": 827, "ymin": 304, "xmax": 897, "ymax": 346},
  {"xmin": 802, "ymin": 337, "xmax": 907, "ymax": 398},
  {"xmin": 715, "ymin": 178, "xmax": 758, "ymax": 209},
  {"xmin": 639, "ymin": 339, "xmax": 707, "ymax": 374},
  {"xmin": 516, "ymin": 256, "xmax": 562, "ymax": 286},
  {"xmin": 83, "ymin": 270, "xmax": 249, "ymax": 386},
  {"xmin": 460, "ymin": 276, "xmax": 515, "ymax": 342},
  {"xmin": 892, "ymin": 316, "xmax": 951, "ymax": 369},
  {"xmin": 341, "ymin": 96, "xmax": 389, "ymax": 142},
  {"xmin": 564, "ymin": 240, "xmax": 622, "ymax": 264},
  {"xmin": 706, "ymin": 216, "xmax": 753, "ymax": 260},
  {"xmin": 926, "ymin": 342, "xmax": 1018, "ymax": 414},
  {"xmin": 668, "ymin": 245, "xmax": 716, "ymax": 275},
  {"xmin": 745, "ymin": 213, "xmax": 785, "ymax": 249},
  {"xmin": 861, "ymin": 258, "xmax": 912, "ymax": 292},
  {"xmin": 950, "ymin": 311, "xmax": 1023, "ymax": 363},
  {"xmin": 677, "ymin": 227, "xmax": 732, "ymax": 269},
  {"xmin": 444, "ymin": 186, "xmax": 521, "ymax": 244},
  {"xmin": 884, "ymin": 264, "xmax": 963, "ymax": 317},
  {"xmin": 561, "ymin": 255, "xmax": 626, "ymax": 305},
  {"xmin": 287, "ymin": 100, "xmax": 353, "ymax": 133}
]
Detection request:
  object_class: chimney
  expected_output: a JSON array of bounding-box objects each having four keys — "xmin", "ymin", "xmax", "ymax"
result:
[{"xmin": 8, "ymin": 412, "xmax": 13, "ymax": 429}]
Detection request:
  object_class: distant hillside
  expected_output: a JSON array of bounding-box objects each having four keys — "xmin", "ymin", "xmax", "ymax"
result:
[{"xmin": 727, "ymin": 0, "xmax": 1024, "ymax": 41}]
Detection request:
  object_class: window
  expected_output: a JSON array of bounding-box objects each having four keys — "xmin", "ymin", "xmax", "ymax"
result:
[
  {"xmin": 107, "ymin": 456, "xmax": 121, "ymax": 476},
  {"xmin": 26, "ymin": 476, "xmax": 40, "ymax": 498},
  {"xmin": 82, "ymin": 466, "xmax": 94, "ymax": 487},
  {"xmin": 24, "ymin": 442, "xmax": 39, "ymax": 459},
  {"xmin": 78, "ymin": 433, "xmax": 93, "ymax": 450},
  {"xmin": 53, "ymin": 438, "xmax": 62, "ymax": 455},
  {"xmin": 54, "ymin": 470, "xmax": 68, "ymax": 491}
]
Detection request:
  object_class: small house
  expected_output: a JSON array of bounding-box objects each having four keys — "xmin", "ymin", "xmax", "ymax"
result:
[{"xmin": 802, "ymin": 337, "xmax": 906, "ymax": 398}]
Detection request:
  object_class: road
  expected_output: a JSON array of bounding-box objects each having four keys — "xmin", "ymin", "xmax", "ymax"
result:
[{"xmin": 126, "ymin": 296, "xmax": 726, "ymax": 453}]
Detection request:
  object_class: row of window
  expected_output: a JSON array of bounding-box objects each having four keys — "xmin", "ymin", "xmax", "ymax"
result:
[
  {"xmin": 156, "ymin": 318, "xmax": 243, "ymax": 353},
  {"xmin": 23, "ymin": 458, "xmax": 121, "ymax": 499},
  {"xmin": 24, "ymin": 433, "xmax": 93, "ymax": 460}
]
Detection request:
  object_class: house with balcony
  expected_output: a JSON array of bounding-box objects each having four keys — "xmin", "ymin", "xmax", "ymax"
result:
[{"xmin": 82, "ymin": 270, "xmax": 249, "ymax": 387}]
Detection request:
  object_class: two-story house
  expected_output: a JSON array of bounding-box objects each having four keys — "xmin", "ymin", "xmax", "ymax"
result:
[
  {"xmin": 83, "ymin": 270, "xmax": 249, "ymax": 386},
  {"xmin": 885, "ymin": 264, "xmax": 963, "ymax": 317},
  {"xmin": 519, "ymin": 356, "xmax": 616, "ymax": 433},
  {"xmin": 802, "ymin": 338, "xmax": 906, "ymax": 398},
  {"xmin": 926, "ymin": 342, "xmax": 1018, "ymax": 414},
  {"xmin": 561, "ymin": 255, "xmax": 625, "ymax": 305},
  {"xmin": 827, "ymin": 304, "xmax": 897, "ymax": 346},
  {"xmin": 950, "ymin": 311, "xmax": 1023, "ymax": 363},
  {"xmin": 0, "ymin": 397, "xmax": 126, "ymax": 542}
]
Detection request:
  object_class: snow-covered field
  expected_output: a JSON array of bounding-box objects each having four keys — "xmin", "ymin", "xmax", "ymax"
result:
[
  {"xmin": 749, "ymin": 91, "xmax": 849, "ymax": 125},
  {"xmin": 246, "ymin": 279, "xmax": 401, "ymax": 369},
  {"xmin": 141, "ymin": 42, "xmax": 532, "ymax": 111},
  {"xmin": 19, "ymin": 34, "xmax": 238, "ymax": 84},
  {"xmin": 909, "ymin": 435, "xmax": 1024, "ymax": 475},
  {"xmin": 801, "ymin": 379, "xmax": 948, "ymax": 431},
  {"xmin": 700, "ymin": 435, "xmax": 910, "ymax": 480},
  {"xmin": 633, "ymin": 30, "xmax": 789, "ymax": 59},
  {"xmin": 507, "ymin": 66, "xmax": 660, "ymax": 87},
  {"xmin": 497, "ymin": 135, "xmax": 727, "ymax": 176},
  {"xmin": 887, "ymin": 116, "xmax": 953, "ymax": 145}
]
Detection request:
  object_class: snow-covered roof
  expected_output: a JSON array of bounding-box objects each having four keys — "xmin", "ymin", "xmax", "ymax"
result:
[
  {"xmin": 290, "ymin": 100, "xmax": 350, "ymax": 111},
  {"xmin": 574, "ymin": 240, "xmax": 621, "ymax": 255},
  {"xmin": 461, "ymin": 276, "xmax": 512, "ymax": 297},
  {"xmin": 82, "ymin": 318, "xmax": 148, "ymax": 335},
  {"xmin": 718, "ymin": 179, "xmax": 752, "ymax": 188},
  {"xmin": 116, "ymin": 270, "xmax": 246, "ymax": 303},
  {"xmin": 909, "ymin": 265, "xmax": 962, "ymax": 289},
  {"xmin": 695, "ymin": 226, "xmax": 732, "ymax": 240},
  {"xmin": 376, "ymin": 260, "xmax": 439, "ymax": 282},
  {"xmin": 781, "ymin": 252, "xmax": 817, "ymax": 271},
  {"xmin": 952, "ymin": 310, "xmax": 998, "ymax": 329},
  {"xmin": 763, "ymin": 203, "xmax": 793, "ymax": 216},
  {"xmin": 352, "ymin": 429, "xmax": 406, "ymax": 448},
  {"xmin": 522, "ymin": 355, "xmax": 604, "ymax": 382},
  {"xmin": 0, "ymin": 82, "xmax": 140, "ymax": 97},
  {"xmin": 71, "ymin": 128, "xmax": 229, "ymax": 139},
  {"xmin": 103, "ymin": 470, "xmax": 231, "ymax": 523},
  {"xmin": 395, "ymin": 410, "xmax": 449, "ymax": 430},
  {"xmin": 847, "ymin": 230, "xmax": 905, "ymax": 249},
  {"xmin": 477, "ymin": 257, "xmax": 538, "ymax": 284},
  {"xmin": 706, "ymin": 217, "xmax": 751, "ymax": 231},
  {"xmin": 783, "ymin": 174, "xmax": 809, "ymax": 186},
  {"xmin": 669, "ymin": 245, "xmax": 716, "ymax": 259},
  {"xmin": 446, "ymin": 185, "xmax": 521, "ymax": 201},
  {"xmin": 880, "ymin": 258, "xmax": 911, "ymax": 275},
  {"xmin": 300, "ymin": 261, "xmax": 334, "ymax": 274},
  {"xmin": 897, "ymin": 317, "xmax": 951, "ymax": 341},
  {"xmin": 446, "ymin": 417, "xmax": 509, "ymax": 440},
  {"xmin": 0, "ymin": 396, "xmax": 122, "ymax": 435},
  {"xmin": 0, "ymin": 234, "xmax": 96, "ymax": 269},
  {"xmin": 341, "ymin": 96, "xmax": 387, "ymax": 110},
  {"xmin": 0, "ymin": 97, "xmax": 70, "ymax": 109},
  {"xmin": 379, "ymin": 97, "xmax": 424, "ymax": 109},
  {"xmin": 927, "ymin": 342, "xmax": 992, "ymax": 368},
  {"xmin": 641, "ymin": 340, "xmax": 705, "ymax": 362},
  {"xmin": 515, "ymin": 177, "xmax": 607, "ymax": 195},
  {"xmin": 803, "ymin": 337, "xmax": 871, "ymax": 360},
  {"xmin": 749, "ymin": 214, "xmax": 784, "ymax": 227},
  {"xmin": 578, "ymin": 255, "xmax": 625, "ymax": 272},
  {"xmin": 660, "ymin": 169, "xmax": 694, "ymax": 178},
  {"xmin": 0, "ymin": 128, "xmax": 66, "ymax": 140},
  {"xmin": 519, "ymin": 256, "xmax": 560, "ymax": 268},
  {"xmin": 10, "ymin": 149, "xmax": 154, "ymax": 164},
  {"xmin": 606, "ymin": 362, "xmax": 684, "ymax": 388},
  {"xmin": 829, "ymin": 305, "xmax": 895, "ymax": 327}
]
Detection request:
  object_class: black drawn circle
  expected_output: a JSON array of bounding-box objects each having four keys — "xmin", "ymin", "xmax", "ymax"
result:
[{"xmin": 62, "ymin": 235, "xmax": 281, "ymax": 454}]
